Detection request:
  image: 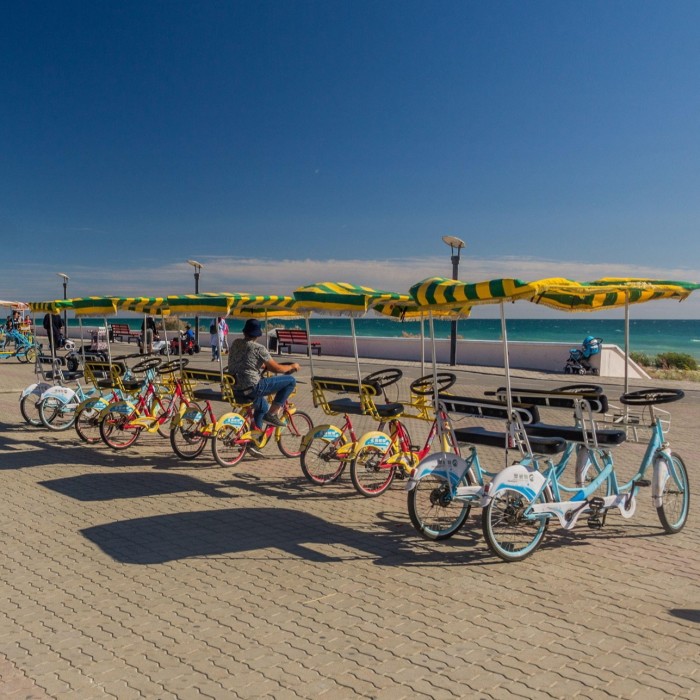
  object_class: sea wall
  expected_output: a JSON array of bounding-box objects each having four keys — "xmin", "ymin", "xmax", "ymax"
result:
[{"xmin": 299, "ymin": 335, "xmax": 649, "ymax": 379}]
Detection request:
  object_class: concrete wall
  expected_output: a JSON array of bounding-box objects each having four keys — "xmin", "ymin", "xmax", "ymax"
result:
[{"xmin": 289, "ymin": 335, "xmax": 649, "ymax": 379}]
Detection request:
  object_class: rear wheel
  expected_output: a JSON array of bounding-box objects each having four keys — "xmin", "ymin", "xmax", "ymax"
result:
[
  {"xmin": 170, "ymin": 405, "xmax": 208, "ymax": 460},
  {"xmin": 212, "ymin": 421, "xmax": 249, "ymax": 467},
  {"xmin": 408, "ymin": 474, "xmax": 472, "ymax": 540},
  {"xmin": 19, "ymin": 393, "xmax": 43, "ymax": 426},
  {"xmin": 657, "ymin": 452, "xmax": 689, "ymax": 534},
  {"xmin": 277, "ymin": 410, "xmax": 313, "ymax": 458},
  {"xmin": 99, "ymin": 410, "xmax": 141, "ymax": 449},
  {"xmin": 300, "ymin": 434, "xmax": 348, "ymax": 485},
  {"xmin": 350, "ymin": 444, "xmax": 396, "ymax": 497},
  {"xmin": 482, "ymin": 487, "xmax": 551, "ymax": 562},
  {"xmin": 39, "ymin": 396, "xmax": 77, "ymax": 431},
  {"xmin": 75, "ymin": 404, "xmax": 103, "ymax": 443}
]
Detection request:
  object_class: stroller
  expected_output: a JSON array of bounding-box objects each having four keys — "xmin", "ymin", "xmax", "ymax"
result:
[{"xmin": 564, "ymin": 336, "xmax": 602, "ymax": 375}]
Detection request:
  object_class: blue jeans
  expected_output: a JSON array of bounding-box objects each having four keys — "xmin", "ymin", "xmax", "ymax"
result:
[{"xmin": 251, "ymin": 375, "xmax": 297, "ymax": 428}]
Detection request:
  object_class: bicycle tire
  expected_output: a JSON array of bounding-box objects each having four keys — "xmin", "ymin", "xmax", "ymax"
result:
[
  {"xmin": 277, "ymin": 410, "xmax": 313, "ymax": 458},
  {"xmin": 19, "ymin": 393, "xmax": 43, "ymax": 427},
  {"xmin": 99, "ymin": 409, "xmax": 141, "ymax": 449},
  {"xmin": 482, "ymin": 486, "xmax": 552, "ymax": 562},
  {"xmin": 408, "ymin": 473, "xmax": 472, "ymax": 540},
  {"xmin": 300, "ymin": 433, "xmax": 348, "ymax": 485},
  {"xmin": 170, "ymin": 404, "xmax": 208, "ymax": 460},
  {"xmin": 74, "ymin": 404, "xmax": 103, "ymax": 443},
  {"xmin": 39, "ymin": 396, "xmax": 77, "ymax": 431},
  {"xmin": 656, "ymin": 452, "xmax": 689, "ymax": 534},
  {"xmin": 211, "ymin": 421, "xmax": 249, "ymax": 467},
  {"xmin": 350, "ymin": 444, "xmax": 397, "ymax": 497}
]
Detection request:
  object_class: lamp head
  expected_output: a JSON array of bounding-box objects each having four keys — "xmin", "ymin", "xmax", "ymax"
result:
[
  {"xmin": 441, "ymin": 236, "xmax": 465, "ymax": 250},
  {"xmin": 186, "ymin": 259, "xmax": 203, "ymax": 272},
  {"xmin": 57, "ymin": 272, "xmax": 70, "ymax": 282}
]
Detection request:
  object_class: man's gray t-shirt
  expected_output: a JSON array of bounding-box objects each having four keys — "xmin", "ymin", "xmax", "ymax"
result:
[{"xmin": 227, "ymin": 338, "xmax": 271, "ymax": 391}]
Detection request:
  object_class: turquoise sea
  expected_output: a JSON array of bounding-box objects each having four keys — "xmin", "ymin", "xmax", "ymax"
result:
[{"xmin": 67, "ymin": 317, "xmax": 700, "ymax": 360}]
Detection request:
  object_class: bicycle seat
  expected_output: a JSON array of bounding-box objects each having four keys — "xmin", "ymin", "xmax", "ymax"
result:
[
  {"xmin": 327, "ymin": 397, "xmax": 404, "ymax": 418},
  {"xmin": 454, "ymin": 426, "xmax": 567, "ymax": 455},
  {"xmin": 525, "ymin": 423, "xmax": 627, "ymax": 447},
  {"xmin": 193, "ymin": 388, "xmax": 227, "ymax": 402}
]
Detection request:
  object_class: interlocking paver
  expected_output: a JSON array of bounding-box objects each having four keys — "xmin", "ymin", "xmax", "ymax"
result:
[{"xmin": 1, "ymin": 352, "xmax": 699, "ymax": 698}]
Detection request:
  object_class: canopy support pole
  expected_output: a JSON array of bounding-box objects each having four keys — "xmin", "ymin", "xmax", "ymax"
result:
[
  {"xmin": 304, "ymin": 314, "xmax": 314, "ymax": 376},
  {"xmin": 350, "ymin": 315, "xmax": 363, "ymax": 394}
]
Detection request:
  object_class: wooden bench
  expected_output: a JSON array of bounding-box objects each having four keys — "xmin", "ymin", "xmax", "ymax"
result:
[
  {"xmin": 276, "ymin": 329, "xmax": 322, "ymax": 356},
  {"xmin": 110, "ymin": 323, "xmax": 140, "ymax": 344}
]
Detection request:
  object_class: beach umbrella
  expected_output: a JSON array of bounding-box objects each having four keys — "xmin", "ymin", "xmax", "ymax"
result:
[
  {"xmin": 528, "ymin": 277, "xmax": 700, "ymax": 393},
  {"xmin": 293, "ymin": 282, "xmax": 411, "ymax": 390}
]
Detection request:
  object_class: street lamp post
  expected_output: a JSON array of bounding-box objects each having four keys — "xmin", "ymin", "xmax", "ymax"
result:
[
  {"xmin": 57, "ymin": 273, "xmax": 69, "ymax": 339},
  {"xmin": 441, "ymin": 236, "xmax": 465, "ymax": 366},
  {"xmin": 186, "ymin": 260, "xmax": 203, "ymax": 344}
]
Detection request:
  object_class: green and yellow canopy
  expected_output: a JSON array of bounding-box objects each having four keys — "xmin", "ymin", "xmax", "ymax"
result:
[
  {"xmin": 410, "ymin": 276, "xmax": 541, "ymax": 309},
  {"xmin": 28, "ymin": 299, "xmax": 73, "ymax": 313},
  {"xmin": 294, "ymin": 282, "xmax": 410, "ymax": 314},
  {"xmin": 118, "ymin": 296, "xmax": 170, "ymax": 315},
  {"xmin": 71, "ymin": 296, "xmax": 121, "ymax": 316}
]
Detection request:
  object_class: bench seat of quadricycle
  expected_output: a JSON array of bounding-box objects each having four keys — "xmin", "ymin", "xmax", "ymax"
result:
[
  {"xmin": 454, "ymin": 426, "xmax": 567, "ymax": 455},
  {"xmin": 525, "ymin": 423, "xmax": 627, "ymax": 446},
  {"xmin": 327, "ymin": 397, "xmax": 404, "ymax": 418},
  {"xmin": 192, "ymin": 388, "xmax": 227, "ymax": 402}
]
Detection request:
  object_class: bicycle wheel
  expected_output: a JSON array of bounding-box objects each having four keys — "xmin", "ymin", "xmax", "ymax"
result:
[
  {"xmin": 212, "ymin": 421, "xmax": 249, "ymax": 467},
  {"xmin": 300, "ymin": 433, "xmax": 348, "ymax": 485},
  {"xmin": 408, "ymin": 473, "xmax": 472, "ymax": 540},
  {"xmin": 39, "ymin": 396, "xmax": 77, "ymax": 431},
  {"xmin": 19, "ymin": 393, "xmax": 42, "ymax": 427},
  {"xmin": 74, "ymin": 404, "xmax": 103, "ymax": 443},
  {"xmin": 657, "ymin": 452, "xmax": 689, "ymax": 534},
  {"xmin": 170, "ymin": 404, "xmax": 208, "ymax": 460},
  {"xmin": 482, "ymin": 487, "xmax": 551, "ymax": 562},
  {"xmin": 277, "ymin": 410, "xmax": 313, "ymax": 458},
  {"xmin": 99, "ymin": 410, "xmax": 142, "ymax": 449},
  {"xmin": 350, "ymin": 444, "xmax": 396, "ymax": 497}
]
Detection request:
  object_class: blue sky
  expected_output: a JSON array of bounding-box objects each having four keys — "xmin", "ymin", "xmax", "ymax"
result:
[{"xmin": 2, "ymin": 0, "xmax": 699, "ymax": 318}]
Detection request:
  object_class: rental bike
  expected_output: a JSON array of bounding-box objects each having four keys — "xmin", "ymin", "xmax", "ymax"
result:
[{"xmin": 481, "ymin": 388, "xmax": 689, "ymax": 562}]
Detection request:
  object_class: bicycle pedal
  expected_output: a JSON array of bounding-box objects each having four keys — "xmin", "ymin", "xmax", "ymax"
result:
[
  {"xmin": 587, "ymin": 517, "xmax": 603, "ymax": 530},
  {"xmin": 588, "ymin": 497, "xmax": 605, "ymax": 510},
  {"xmin": 635, "ymin": 479, "xmax": 651, "ymax": 487}
]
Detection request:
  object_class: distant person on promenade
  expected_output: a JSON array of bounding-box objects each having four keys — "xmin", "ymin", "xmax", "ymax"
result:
[
  {"xmin": 209, "ymin": 318, "xmax": 222, "ymax": 361},
  {"xmin": 227, "ymin": 318, "xmax": 300, "ymax": 429},
  {"xmin": 140, "ymin": 316, "xmax": 159, "ymax": 354},
  {"xmin": 42, "ymin": 312, "xmax": 64, "ymax": 350},
  {"xmin": 221, "ymin": 317, "xmax": 229, "ymax": 354}
]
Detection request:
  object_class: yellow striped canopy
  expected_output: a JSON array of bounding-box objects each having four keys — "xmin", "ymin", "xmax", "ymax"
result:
[
  {"xmin": 118, "ymin": 297, "xmax": 171, "ymax": 315},
  {"xmin": 71, "ymin": 296, "xmax": 120, "ymax": 316},
  {"xmin": 373, "ymin": 299, "xmax": 472, "ymax": 320},
  {"xmin": 529, "ymin": 278, "xmax": 700, "ymax": 312},
  {"xmin": 293, "ymin": 282, "xmax": 410, "ymax": 314},
  {"xmin": 28, "ymin": 299, "xmax": 72, "ymax": 313},
  {"xmin": 231, "ymin": 296, "xmax": 305, "ymax": 319},
  {"xmin": 166, "ymin": 293, "xmax": 238, "ymax": 315},
  {"xmin": 410, "ymin": 277, "xmax": 541, "ymax": 309}
]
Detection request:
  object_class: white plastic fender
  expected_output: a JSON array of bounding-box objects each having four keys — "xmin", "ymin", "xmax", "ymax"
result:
[
  {"xmin": 40, "ymin": 385, "xmax": 77, "ymax": 405},
  {"xmin": 652, "ymin": 448, "xmax": 673, "ymax": 508},
  {"xmin": 406, "ymin": 451, "xmax": 468, "ymax": 491},
  {"xmin": 21, "ymin": 382, "xmax": 51, "ymax": 399},
  {"xmin": 486, "ymin": 463, "xmax": 547, "ymax": 505}
]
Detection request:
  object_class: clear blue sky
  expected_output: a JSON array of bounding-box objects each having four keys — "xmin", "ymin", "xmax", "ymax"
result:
[{"xmin": 2, "ymin": 0, "xmax": 699, "ymax": 317}]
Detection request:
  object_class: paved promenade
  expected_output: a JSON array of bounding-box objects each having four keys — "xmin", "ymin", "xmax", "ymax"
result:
[{"xmin": 1, "ymin": 349, "xmax": 698, "ymax": 699}]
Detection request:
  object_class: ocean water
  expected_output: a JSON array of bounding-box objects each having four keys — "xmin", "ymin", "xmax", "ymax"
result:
[{"xmin": 68, "ymin": 317, "xmax": 700, "ymax": 360}]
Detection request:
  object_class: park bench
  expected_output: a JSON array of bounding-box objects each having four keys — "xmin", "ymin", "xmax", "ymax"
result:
[
  {"xmin": 110, "ymin": 323, "xmax": 140, "ymax": 344},
  {"xmin": 275, "ymin": 329, "xmax": 322, "ymax": 356}
]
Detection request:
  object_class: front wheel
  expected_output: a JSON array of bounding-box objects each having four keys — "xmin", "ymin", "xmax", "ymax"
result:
[
  {"xmin": 170, "ymin": 405, "xmax": 208, "ymax": 460},
  {"xmin": 657, "ymin": 452, "xmax": 689, "ymax": 534},
  {"xmin": 277, "ymin": 410, "xmax": 313, "ymax": 458},
  {"xmin": 39, "ymin": 396, "xmax": 77, "ymax": 431},
  {"xmin": 99, "ymin": 410, "xmax": 141, "ymax": 449},
  {"xmin": 300, "ymin": 434, "xmax": 348, "ymax": 485},
  {"xmin": 75, "ymin": 404, "xmax": 103, "ymax": 443},
  {"xmin": 350, "ymin": 444, "xmax": 396, "ymax": 497},
  {"xmin": 482, "ymin": 487, "xmax": 551, "ymax": 562},
  {"xmin": 211, "ymin": 421, "xmax": 249, "ymax": 467},
  {"xmin": 408, "ymin": 474, "xmax": 472, "ymax": 540},
  {"xmin": 19, "ymin": 393, "xmax": 43, "ymax": 426}
]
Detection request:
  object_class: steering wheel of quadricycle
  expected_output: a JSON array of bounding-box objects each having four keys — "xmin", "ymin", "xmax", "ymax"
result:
[
  {"xmin": 555, "ymin": 383, "xmax": 604, "ymax": 395},
  {"xmin": 619, "ymin": 388, "xmax": 685, "ymax": 406},
  {"xmin": 157, "ymin": 358, "xmax": 189, "ymax": 374},
  {"xmin": 130, "ymin": 357, "xmax": 162, "ymax": 373},
  {"xmin": 410, "ymin": 372, "xmax": 457, "ymax": 396},
  {"xmin": 362, "ymin": 368, "xmax": 403, "ymax": 389}
]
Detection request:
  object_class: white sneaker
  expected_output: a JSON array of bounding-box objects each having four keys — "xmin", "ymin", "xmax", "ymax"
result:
[{"xmin": 247, "ymin": 445, "xmax": 265, "ymax": 458}]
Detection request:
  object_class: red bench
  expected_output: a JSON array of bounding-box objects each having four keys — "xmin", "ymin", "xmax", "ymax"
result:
[
  {"xmin": 275, "ymin": 329, "xmax": 322, "ymax": 356},
  {"xmin": 110, "ymin": 323, "xmax": 140, "ymax": 343}
]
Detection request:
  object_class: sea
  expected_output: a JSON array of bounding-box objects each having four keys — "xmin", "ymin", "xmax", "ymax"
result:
[{"xmin": 67, "ymin": 317, "xmax": 700, "ymax": 361}]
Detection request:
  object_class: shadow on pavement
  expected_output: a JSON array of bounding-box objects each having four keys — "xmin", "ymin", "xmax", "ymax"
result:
[{"xmin": 669, "ymin": 608, "xmax": 700, "ymax": 623}]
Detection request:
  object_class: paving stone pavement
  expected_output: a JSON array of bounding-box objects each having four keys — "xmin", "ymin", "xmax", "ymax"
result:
[{"xmin": 0, "ymin": 349, "xmax": 698, "ymax": 699}]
